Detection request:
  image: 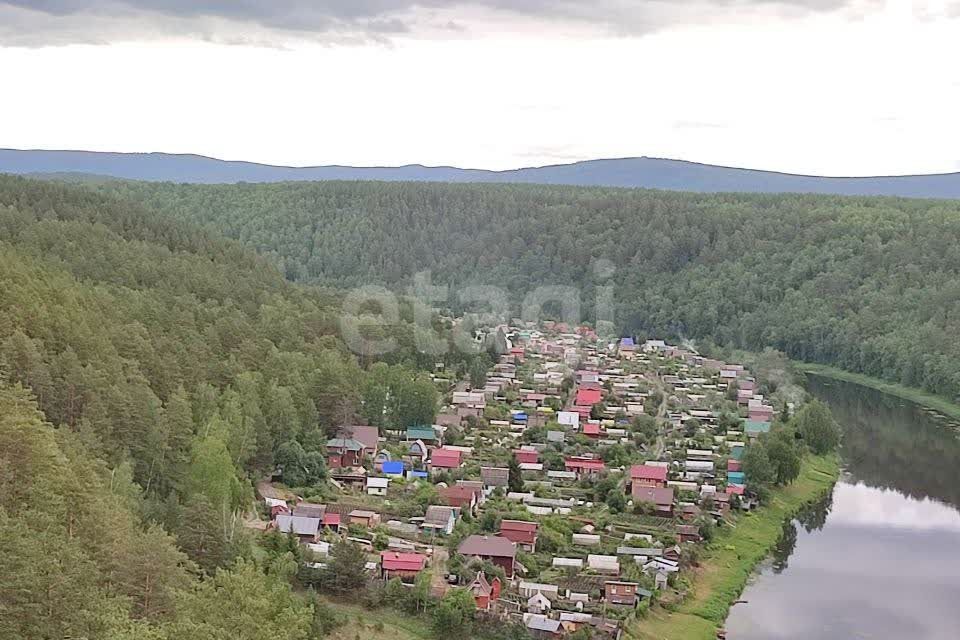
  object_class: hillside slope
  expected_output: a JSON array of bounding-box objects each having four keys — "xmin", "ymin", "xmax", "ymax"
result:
[
  {"xmin": 91, "ymin": 179, "xmax": 960, "ymax": 402},
  {"xmin": 4, "ymin": 148, "xmax": 960, "ymax": 198}
]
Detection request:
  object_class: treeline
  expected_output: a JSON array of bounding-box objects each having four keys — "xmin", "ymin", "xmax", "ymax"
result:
[{"xmin": 91, "ymin": 179, "xmax": 960, "ymax": 401}]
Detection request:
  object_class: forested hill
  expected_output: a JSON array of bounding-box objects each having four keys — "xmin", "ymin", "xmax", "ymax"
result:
[
  {"xmin": 93, "ymin": 179, "xmax": 960, "ymax": 401},
  {"xmin": 4, "ymin": 148, "xmax": 960, "ymax": 198},
  {"xmin": 0, "ymin": 176, "xmax": 457, "ymax": 639}
]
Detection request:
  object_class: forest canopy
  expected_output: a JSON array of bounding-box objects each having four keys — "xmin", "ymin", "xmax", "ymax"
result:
[{"xmin": 91, "ymin": 179, "xmax": 960, "ymax": 401}]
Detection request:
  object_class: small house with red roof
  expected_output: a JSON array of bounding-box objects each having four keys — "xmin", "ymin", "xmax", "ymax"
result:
[
  {"xmin": 321, "ymin": 512, "xmax": 342, "ymax": 532},
  {"xmin": 565, "ymin": 456, "xmax": 606, "ymax": 479},
  {"xmin": 582, "ymin": 421, "xmax": 602, "ymax": 438},
  {"xmin": 498, "ymin": 519, "xmax": 539, "ymax": 552},
  {"xmin": 515, "ymin": 449, "xmax": 540, "ymax": 465},
  {"xmin": 430, "ymin": 447, "xmax": 464, "ymax": 473},
  {"xmin": 630, "ymin": 463, "xmax": 668, "ymax": 488},
  {"xmin": 380, "ymin": 551, "xmax": 427, "ymax": 582},
  {"xmin": 440, "ymin": 485, "xmax": 479, "ymax": 513},
  {"xmin": 575, "ymin": 387, "xmax": 603, "ymax": 406},
  {"xmin": 469, "ymin": 572, "xmax": 502, "ymax": 610}
]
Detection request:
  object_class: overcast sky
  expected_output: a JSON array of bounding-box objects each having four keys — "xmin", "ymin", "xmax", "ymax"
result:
[{"xmin": 1, "ymin": 0, "xmax": 958, "ymax": 174}]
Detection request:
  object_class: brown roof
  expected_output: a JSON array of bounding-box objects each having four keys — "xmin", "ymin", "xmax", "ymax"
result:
[
  {"xmin": 458, "ymin": 534, "xmax": 517, "ymax": 559},
  {"xmin": 340, "ymin": 425, "xmax": 379, "ymax": 451},
  {"xmin": 481, "ymin": 466, "xmax": 509, "ymax": 486},
  {"xmin": 632, "ymin": 486, "xmax": 674, "ymax": 507},
  {"xmin": 292, "ymin": 503, "xmax": 326, "ymax": 518}
]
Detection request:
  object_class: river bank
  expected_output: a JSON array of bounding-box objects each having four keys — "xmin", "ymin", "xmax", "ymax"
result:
[
  {"xmin": 630, "ymin": 454, "xmax": 841, "ymax": 640},
  {"xmin": 799, "ymin": 362, "xmax": 960, "ymax": 421}
]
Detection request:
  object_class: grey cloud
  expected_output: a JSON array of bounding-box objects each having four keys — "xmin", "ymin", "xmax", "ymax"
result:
[{"xmin": 0, "ymin": 1, "xmax": 885, "ymax": 46}]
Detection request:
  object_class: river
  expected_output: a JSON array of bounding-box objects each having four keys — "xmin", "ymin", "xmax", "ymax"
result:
[{"xmin": 724, "ymin": 376, "xmax": 960, "ymax": 640}]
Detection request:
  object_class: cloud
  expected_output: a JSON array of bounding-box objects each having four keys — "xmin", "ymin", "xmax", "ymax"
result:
[{"xmin": 0, "ymin": 0, "xmax": 887, "ymax": 46}]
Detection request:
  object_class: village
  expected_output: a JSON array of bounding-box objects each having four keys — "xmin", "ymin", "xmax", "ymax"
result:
[{"xmin": 260, "ymin": 322, "xmax": 780, "ymax": 639}]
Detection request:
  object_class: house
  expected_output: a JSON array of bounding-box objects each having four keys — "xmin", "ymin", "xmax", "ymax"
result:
[
  {"xmin": 440, "ymin": 485, "xmax": 479, "ymax": 512},
  {"xmin": 430, "ymin": 447, "xmax": 463, "ymax": 472},
  {"xmin": 265, "ymin": 497, "xmax": 289, "ymax": 518},
  {"xmin": 677, "ymin": 524, "xmax": 702, "ymax": 544},
  {"xmin": 519, "ymin": 582, "xmax": 560, "ymax": 599},
  {"xmin": 423, "ymin": 505, "xmax": 458, "ymax": 535},
  {"xmin": 457, "ymin": 535, "xmax": 518, "ymax": 577},
  {"xmin": 366, "ymin": 477, "xmax": 389, "ymax": 496},
  {"xmin": 525, "ymin": 614, "xmax": 562, "ymax": 639},
  {"xmin": 274, "ymin": 515, "xmax": 320, "ymax": 542},
  {"xmin": 604, "ymin": 581, "xmax": 640, "ymax": 606},
  {"xmin": 380, "ymin": 551, "xmax": 427, "ymax": 581},
  {"xmin": 631, "ymin": 486, "xmax": 675, "ymax": 517},
  {"xmin": 744, "ymin": 420, "xmax": 772, "ymax": 436},
  {"xmin": 557, "ymin": 411, "xmax": 580, "ymax": 429},
  {"xmin": 469, "ymin": 572, "xmax": 502, "ymax": 610},
  {"xmin": 515, "ymin": 449, "xmax": 540, "ymax": 465},
  {"xmin": 565, "ymin": 456, "xmax": 606, "ymax": 479},
  {"xmin": 349, "ymin": 510, "xmax": 381, "ymax": 528},
  {"xmin": 582, "ymin": 421, "xmax": 601, "ymax": 438},
  {"xmin": 499, "ymin": 520, "xmax": 539, "ymax": 552},
  {"xmin": 382, "ymin": 460, "xmax": 405, "ymax": 476},
  {"xmin": 406, "ymin": 425, "xmax": 438, "ymax": 443},
  {"xmin": 435, "ymin": 412, "xmax": 461, "ymax": 428},
  {"xmin": 527, "ymin": 591, "xmax": 552, "ymax": 614},
  {"xmin": 546, "ymin": 430, "xmax": 566, "ymax": 444},
  {"xmin": 481, "ymin": 466, "xmax": 510, "ymax": 490},
  {"xmin": 339, "ymin": 425, "xmax": 379, "ymax": 459},
  {"xmin": 292, "ymin": 502, "xmax": 325, "ymax": 518},
  {"xmin": 726, "ymin": 484, "xmax": 745, "ymax": 496},
  {"xmin": 727, "ymin": 459, "xmax": 742, "ymax": 473},
  {"xmin": 407, "ymin": 439, "xmax": 430, "ymax": 465},
  {"xmin": 575, "ymin": 387, "xmax": 603, "ymax": 406},
  {"xmin": 630, "ymin": 464, "xmax": 668, "ymax": 488},
  {"xmin": 727, "ymin": 471, "xmax": 746, "ymax": 485},
  {"xmin": 326, "ymin": 438, "xmax": 364, "ymax": 469},
  {"xmin": 321, "ymin": 512, "xmax": 341, "ymax": 532}
]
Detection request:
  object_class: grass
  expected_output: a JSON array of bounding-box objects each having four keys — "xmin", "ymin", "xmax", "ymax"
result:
[
  {"xmin": 800, "ymin": 363, "xmax": 960, "ymax": 421},
  {"xmin": 321, "ymin": 598, "xmax": 433, "ymax": 640},
  {"xmin": 629, "ymin": 454, "xmax": 840, "ymax": 640}
]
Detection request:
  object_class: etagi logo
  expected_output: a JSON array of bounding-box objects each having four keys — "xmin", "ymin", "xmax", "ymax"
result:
[{"xmin": 339, "ymin": 260, "xmax": 617, "ymax": 356}]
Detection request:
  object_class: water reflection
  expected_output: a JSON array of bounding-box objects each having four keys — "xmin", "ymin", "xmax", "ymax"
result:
[
  {"xmin": 725, "ymin": 379, "xmax": 960, "ymax": 640},
  {"xmin": 809, "ymin": 376, "xmax": 960, "ymax": 510}
]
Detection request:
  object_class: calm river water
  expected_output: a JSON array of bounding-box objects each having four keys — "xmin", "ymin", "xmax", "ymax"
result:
[{"xmin": 725, "ymin": 376, "xmax": 960, "ymax": 640}]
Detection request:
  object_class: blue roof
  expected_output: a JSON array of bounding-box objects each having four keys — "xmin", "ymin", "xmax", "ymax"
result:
[
  {"xmin": 382, "ymin": 461, "xmax": 405, "ymax": 475},
  {"xmin": 512, "ymin": 412, "xmax": 528, "ymax": 421},
  {"xmin": 410, "ymin": 470, "xmax": 429, "ymax": 479},
  {"xmin": 727, "ymin": 471, "xmax": 746, "ymax": 484},
  {"xmin": 620, "ymin": 337, "xmax": 635, "ymax": 347}
]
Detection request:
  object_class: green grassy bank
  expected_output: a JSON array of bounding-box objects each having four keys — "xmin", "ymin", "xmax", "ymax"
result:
[
  {"xmin": 630, "ymin": 454, "xmax": 841, "ymax": 640},
  {"xmin": 800, "ymin": 363, "xmax": 960, "ymax": 421}
]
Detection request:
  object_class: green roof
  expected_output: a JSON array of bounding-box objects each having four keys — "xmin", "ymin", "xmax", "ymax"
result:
[
  {"xmin": 406, "ymin": 426, "xmax": 437, "ymax": 441},
  {"xmin": 744, "ymin": 420, "xmax": 771, "ymax": 434},
  {"xmin": 327, "ymin": 438, "xmax": 364, "ymax": 451}
]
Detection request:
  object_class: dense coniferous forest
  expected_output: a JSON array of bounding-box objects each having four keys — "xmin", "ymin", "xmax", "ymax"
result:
[
  {"xmin": 94, "ymin": 180, "xmax": 960, "ymax": 401},
  {"xmin": 0, "ymin": 176, "xmax": 463, "ymax": 637}
]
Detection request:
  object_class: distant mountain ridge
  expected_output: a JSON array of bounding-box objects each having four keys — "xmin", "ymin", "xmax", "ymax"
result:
[{"xmin": 3, "ymin": 148, "xmax": 960, "ymax": 198}]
